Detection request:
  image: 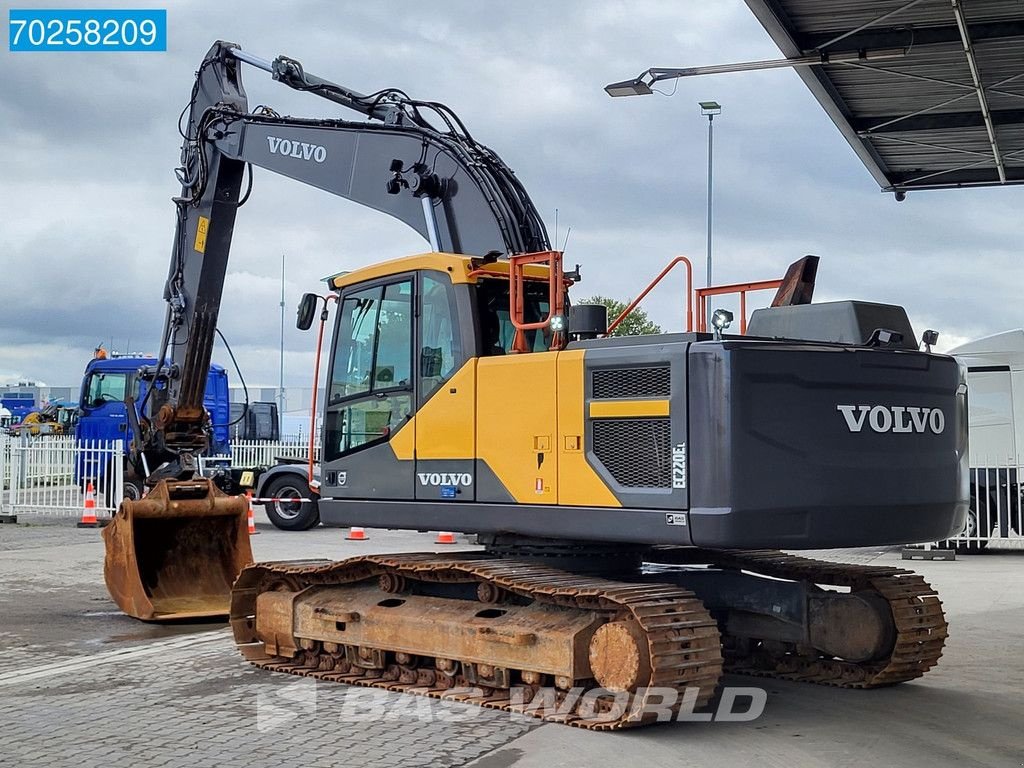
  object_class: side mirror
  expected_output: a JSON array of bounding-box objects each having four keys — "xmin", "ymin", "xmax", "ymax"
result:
[{"xmin": 296, "ymin": 293, "xmax": 319, "ymax": 331}]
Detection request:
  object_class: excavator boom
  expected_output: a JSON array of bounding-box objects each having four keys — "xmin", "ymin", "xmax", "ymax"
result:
[{"xmin": 104, "ymin": 41, "xmax": 551, "ymax": 621}]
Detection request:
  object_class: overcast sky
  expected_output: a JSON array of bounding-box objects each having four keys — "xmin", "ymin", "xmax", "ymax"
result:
[{"xmin": 2, "ymin": 0, "xmax": 1022, "ymax": 394}]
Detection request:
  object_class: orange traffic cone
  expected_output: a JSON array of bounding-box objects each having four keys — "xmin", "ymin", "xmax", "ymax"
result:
[
  {"xmin": 77, "ymin": 482, "xmax": 99, "ymax": 528},
  {"xmin": 435, "ymin": 531, "xmax": 456, "ymax": 545},
  {"xmin": 246, "ymin": 490, "xmax": 258, "ymax": 536},
  {"xmin": 346, "ymin": 526, "xmax": 368, "ymax": 541}
]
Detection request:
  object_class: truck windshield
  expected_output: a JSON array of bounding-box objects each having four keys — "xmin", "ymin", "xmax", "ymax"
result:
[{"xmin": 85, "ymin": 372, "xmax": 127, "ymax": 408}]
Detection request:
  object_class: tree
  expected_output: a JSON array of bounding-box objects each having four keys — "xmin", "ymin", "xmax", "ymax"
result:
[{"xmin": 579, "ymin": 296, "xmax": 662, "ymax": 337}]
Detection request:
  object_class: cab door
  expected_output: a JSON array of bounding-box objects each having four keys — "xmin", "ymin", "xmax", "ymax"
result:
[
  {"xmin": 414, "ymin": 271, "xmax": 476, "ymax": 501},
  {"xmin": 320, "ymin": 277, "xmax": 416, "ymax": 500}
]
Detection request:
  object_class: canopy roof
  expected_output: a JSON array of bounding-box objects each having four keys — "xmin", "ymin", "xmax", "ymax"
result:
[{"xmin": 746, "ymin": 0, "xmax": 1024, "ymax": 195}]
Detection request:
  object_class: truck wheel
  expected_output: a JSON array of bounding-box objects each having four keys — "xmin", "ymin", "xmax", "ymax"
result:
[
  {"xmin": 262, "ymin": 474, "xmax": 320, "ymax": 531},
  {"xmin": 123, "ymin": 474, "xmax": 145, "ymax": 502},
  {"xmin": 941, "ymin": 506, "xmax": 989, "ymax": 553},
  {"xmin": 104, "ymin": 465, "xmax": 145, "ymax": 508}
]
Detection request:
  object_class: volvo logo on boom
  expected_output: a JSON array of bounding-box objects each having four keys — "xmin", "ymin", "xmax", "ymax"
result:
[
  {"xmin": 836, "ymin": 405, "xmax": 945, "ymax": 434},
  {"xmin": 267, "ymin": 136, "xmax": 327, "ymax": 163}
]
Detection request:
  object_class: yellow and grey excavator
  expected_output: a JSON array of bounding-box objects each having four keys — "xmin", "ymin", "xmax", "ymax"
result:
[
  {"xmin": 105, "ymin": 42, "xmax": 967, "ymax": 728},
  {"xmin": 7, "ymin": 400, "xmax": 78, "ymax": 437}
]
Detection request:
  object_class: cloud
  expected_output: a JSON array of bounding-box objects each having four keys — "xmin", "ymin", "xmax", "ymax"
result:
[{"xmin": 1, "ymin": 0, "xmax": 1022, "ymax": 392}]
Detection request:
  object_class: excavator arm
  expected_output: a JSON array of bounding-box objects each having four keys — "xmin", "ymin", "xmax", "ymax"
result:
[
  {"xmin": 106, "ymin": 41, "xmax": 550, "ymax": 621},
  {"xmin": 145, "ymin": 40, "xmax": 549, "ymax": 478}
]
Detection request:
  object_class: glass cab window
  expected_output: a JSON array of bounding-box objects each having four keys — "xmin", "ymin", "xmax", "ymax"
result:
[
  {"xmin": 476, "ymin": 278, "xmax": 552, "ymax": 355},
  {"xmin": 85, "ymin": 372, "xmax": 127, "ymax": 408},
  {"xmin": 325, "ymin": 279, "xmax": 413, "ymax": 461},
  {"xmin": 419, "ymin": 273, "xmax": 461, "ymax": 402}
]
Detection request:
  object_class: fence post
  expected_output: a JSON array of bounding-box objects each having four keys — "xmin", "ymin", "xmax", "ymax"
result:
[
  {"xmin": 113, "ymin": 441, "xmax": 124, "ymax": 515},
  {"xmin": 10, "ymin": 444, "xmax": 22, "ymax": 513},
  {"xmin": 0, "ymin": 437, "xmax": 14, "ymax": 522}
]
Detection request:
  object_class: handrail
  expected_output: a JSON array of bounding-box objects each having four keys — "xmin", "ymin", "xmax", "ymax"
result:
[
  {"xmin": 606, "ymin": 256, "xmax": 693, "ymax": 335},
  {"xmin": 509, "ymin": 250, "xmax": 566, "ymax": 352},
  {"xmin": 694, "ymin": 279, "xmax": 782, "ymax": 334}
]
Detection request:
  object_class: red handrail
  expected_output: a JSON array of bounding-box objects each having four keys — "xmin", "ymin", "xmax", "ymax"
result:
[
  {"xmin": 509, "ymin": 250, "xmax": 566, "ymax": 352},
  {"xmin": 607, "ymin": 256, "xmax": 785, "ymax": 336},
  {"xmin": 607, "ymin": 256, "xmax": 693, "ymax": 335},
  {"xmin": 694, "ymin": 279, "xmax": 782, "ymax": 334}
]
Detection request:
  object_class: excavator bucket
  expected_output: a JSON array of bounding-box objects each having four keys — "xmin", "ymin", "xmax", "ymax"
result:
[{"xmin": 102, "ymin": 478, "xmax": 253, "ymax": 622}]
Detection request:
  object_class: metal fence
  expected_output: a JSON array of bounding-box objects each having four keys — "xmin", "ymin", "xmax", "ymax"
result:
[
  {"xmin": 0, "ymin": 436, "xmax": 315, "ymax": 518},
  {"xmin": 1, "ymin": 435, "xmax": 123, "ymax": 518},
  {"xmin": 10, "ymin": 436, "xmax": 1016, "ymax": 548},
  {"xmin": 941, "ymin": 459, "xmax": 1024, "ymax": 550},
  {"xmin": 216, "ymin": 439, "xmax": 319, "ymax": 468}
]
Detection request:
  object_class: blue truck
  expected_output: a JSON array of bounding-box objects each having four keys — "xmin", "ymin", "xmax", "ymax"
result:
[{"xmin": 76, "ymin": 356, "xmax": 231, "ymax": 501}]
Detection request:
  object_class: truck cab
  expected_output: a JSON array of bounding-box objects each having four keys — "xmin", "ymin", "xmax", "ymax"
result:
[
  {"xmin": 77, "ymin": 357, "xmax": 231, "ymax": 453},
  {"xmin": 948, "ymin": 330, "xmax": 1024, "ymax": 544},
  {"xmin": 76, "ymin": 357, "xmax": 232, "ymax": 499}
]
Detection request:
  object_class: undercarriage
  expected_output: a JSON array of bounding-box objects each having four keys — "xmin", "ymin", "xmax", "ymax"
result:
[{"xmin": 230, "ymin": 546, "xmax": 947, "ymax": 730}]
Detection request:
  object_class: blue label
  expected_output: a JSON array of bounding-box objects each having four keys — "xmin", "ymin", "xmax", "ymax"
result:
[
  {"xmin": 9, "ymin": 9, "xmax": 167, "ymax": 52},
  {"xmin": 440, "ymin": 486, "xmax": 457, "ymax": 499}
]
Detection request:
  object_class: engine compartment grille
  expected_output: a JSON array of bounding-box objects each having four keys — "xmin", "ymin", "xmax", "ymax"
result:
[
  {"xmin": 592, "ymin": 366, "xmax": 670, "ymax": 399},
  {"xmin": 592, "ymin": 418, "xmax": 672, "ymax": 488}
]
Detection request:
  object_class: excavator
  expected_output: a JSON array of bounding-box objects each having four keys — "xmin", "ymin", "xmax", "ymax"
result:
[
  {"xmin": 103, "ymin": 41, "xmax": 967, "ymax": 728},
  {"xmin": 7, "ymin": 400, "xmax": 78, "ymax": 437}
]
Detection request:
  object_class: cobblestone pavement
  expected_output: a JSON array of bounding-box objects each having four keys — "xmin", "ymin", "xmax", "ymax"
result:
[
  {"xmin": 0, "ymin": 628, "xmax": 534, "ymax": 768},
  {"xmin": 0, "ymin": 516, "xmax": 534, "ymax": 768},
  {"xmin": 2, "ymin": 515, "xmax": 1022, "ymax": 768}
]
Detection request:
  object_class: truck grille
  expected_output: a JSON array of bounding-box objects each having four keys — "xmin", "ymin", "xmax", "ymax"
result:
[
  {"xmin": 592, "ymin": 418, "xmax": 672, "ymax": 488},
  {"xmin": 592, "ymin": 366, "xmax": 670, "ymax": 399}
]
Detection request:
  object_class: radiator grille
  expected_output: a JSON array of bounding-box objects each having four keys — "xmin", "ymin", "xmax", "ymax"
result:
[
  {"xmin": 592, "ymin": 366, "xmax": 670, "ymax": 399},
  {"xmin": 592, "ymin": 418, "xmax": 672, "ymax": 488}
]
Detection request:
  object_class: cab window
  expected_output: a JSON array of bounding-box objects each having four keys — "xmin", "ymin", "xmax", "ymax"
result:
[
  {"xmin": 85, "ymin": 372, "xmax": 127, "ymax": 408},
  {"xmin": 420, "ymin": 273, "xmax": 461, "ymax": 401},
  {"xmin": 325, "ymin": 279, "xmax": 413, "ymax": 460},
  {"xmin": 477, "ymin": 278, "xmax": 551, "ymax": 355}
]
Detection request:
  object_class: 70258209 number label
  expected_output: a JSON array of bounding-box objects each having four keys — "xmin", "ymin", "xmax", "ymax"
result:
[{"xmin": 9, "ymin": 9, "xmax": 166, "ymax": 52}]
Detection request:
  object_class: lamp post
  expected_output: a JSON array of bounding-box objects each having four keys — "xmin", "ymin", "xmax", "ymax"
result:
[
  {"xmin": 699, "ymin": 101, "xmax": 721, "ymax": 300},
  {"xmin": 279, "ymin": 253, "xmax": 286, "ymax": 423}
]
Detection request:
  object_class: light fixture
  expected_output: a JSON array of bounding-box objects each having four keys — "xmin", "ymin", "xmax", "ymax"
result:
[
  {"xmin": 711, "ymin": 308, "xmax": 733, "ymax": 340},
  {"xmin": 604, "ymin": 77, "xmax": 654, "ymax": 97},
  {"xmin": 699, "ymin": 100, "xmax": 722, "ymax": 116},
  {"xmin": 921, "ymin": 329, "xmax": 939, "ymax": 353},
  {"xmin": 549, "ymin": 315, "xmax": 566, "ymax": 332}
]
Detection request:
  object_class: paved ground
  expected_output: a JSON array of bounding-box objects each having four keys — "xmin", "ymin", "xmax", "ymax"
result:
[{"xmin": 0, "ymin": 513, "xmax": 1022, "ymax": 767}]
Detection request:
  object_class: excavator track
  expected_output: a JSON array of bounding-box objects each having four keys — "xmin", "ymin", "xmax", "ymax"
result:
[
  {"xmin": 231, "ymin": 548, "xmax": 946, "ymax": 729},
  {"xmin": 649, "ymin": 548, "xmax": 948, "ymax": 688},
  {"xmin": 231, "ymin": 553, "xmax": 723, "ymax": 730}
]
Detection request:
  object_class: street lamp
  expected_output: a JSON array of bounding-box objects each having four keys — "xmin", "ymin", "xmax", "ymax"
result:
[
  {"xmin": 603, "ymin": 77, "xmax": 653, "ymax": 97},
  {"xmin": 606, "ymin": 70, "xmax": 732, "ymax": 326},
  {"xmin": 699, "ymin": 101, "xmax": 721, "ymax": 302}
]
